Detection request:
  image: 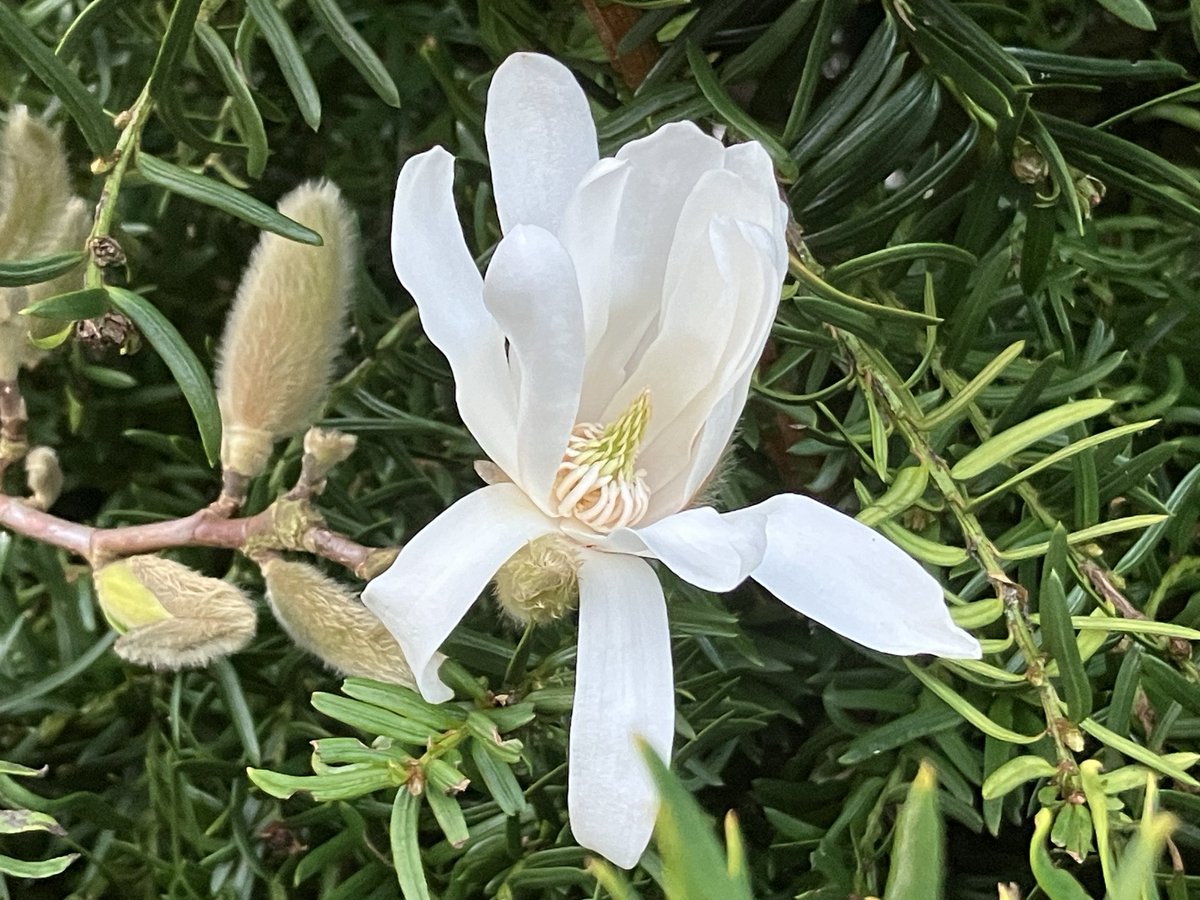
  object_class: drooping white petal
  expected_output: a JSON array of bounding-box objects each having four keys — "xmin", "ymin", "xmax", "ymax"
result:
[
  {"xmin": 392, "ymin": 148, "xmax": 517, "ymax": 476},
  {"xmin": 483, "ymin": 225, "xmax": 586, "ymax": 508},
  {"xmin": 725, "ymin": 495, "xmax": 982, "ymax": 659},
  {"xmin": 578, "ymin": 123, "xmax": 726, "ymax": 415},
  {"xmin": 569, "ymin": 551, "xmax": 674, "ymax": 869},
  {"xmin": 486, "ymin": 53, "xmax": 599, "ymax": 236},
  {"xmin": 362, "ymin": 483, "xmax": 555, "ymax": 701},
  {"xmin": 599, "ymin": 505, "xmax": 766, "ymax": 592}
]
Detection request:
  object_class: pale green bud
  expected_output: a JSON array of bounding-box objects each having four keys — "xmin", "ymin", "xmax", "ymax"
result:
[
  {"xmin": 493, "ymin": 534, "xmax": 580, "ymax": 625},
  {"xmin": 216, "ymin": 181, "xmax": 357, "ymax": 478},
  {"xmin": 261, "ymin": 557, "xmax": 416, "ymax": 687},
  {"xmin": 94, "ymin": 556, "xmax": 257, "ymax": 670}
]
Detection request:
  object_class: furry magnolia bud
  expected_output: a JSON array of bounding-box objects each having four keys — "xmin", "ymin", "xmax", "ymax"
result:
[
  {"xmin": 0, "ymin": 109, "xmax": 87, "ymax": 379},
  {"xmin": 261, "ymin": 557, "xmax": 415, "ymax": 687},
  {"xmin": 0, "ymin": 108, "xmax": 73, "ymax": 260},
  {"xmin": 24, "ymin": 446, "xmax": 62, "ymax": 510},
  {"xmin": 216, "ymin": 181, "xmax": 356, "ymax": 478},
  {"xmin": 94, "ymin": 556, "xmax": 256, "ymax": 670},
  {"xmin": 493, "ymin": 534, "xmax": 580, "ymax": 624}
]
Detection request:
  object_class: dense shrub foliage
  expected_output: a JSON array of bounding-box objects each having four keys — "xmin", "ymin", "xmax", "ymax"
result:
[{"xmin": 1, "ymin": 0, "xmax": 1199, "ymax": 897}]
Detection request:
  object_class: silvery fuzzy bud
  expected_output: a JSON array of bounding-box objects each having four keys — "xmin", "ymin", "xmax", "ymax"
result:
[
  {"xmin": 94, "ymin": 556, "xmax": 257, "ymax": 670},
  {"xmin": 0, "ymin": 107, "xmax": 74, "ymax": 261},
  {"xmin": 0, "ymin": 109, "xmax": 87, "ymax": 380},
  {"xmin": 24, "ymin": 446, "xmax": 62, "ymax": 510},
  {"xmin": 216, "ymin": 181, "xmax": 357, "ymax": 479},
  {"xmin": 261, "ymin": 557, "xmax": 415, "ymax": 687},
  {"xmin": 492, "ymin": 534, "xmax": 580, "ymax": 625}
]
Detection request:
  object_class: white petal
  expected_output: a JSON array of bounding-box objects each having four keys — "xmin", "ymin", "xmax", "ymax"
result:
[
  {"xmin": 486, "ymin": 53, "xmax": 599, "ymax": 235},
  {"xmin": 602, "ymin": 506, "xmax": 766, "ymax": 592},
  {"xmin": 726, "ymin": 495, "xmax": 982, "ymax": 658},
  {"xmin": 392, "ymin": 148, "xmax": 518, "ymax": 476},
  {"xmin": 677, "ymin": 370, "xmax": 753, "ymax": 507},
  {"xmin": 569, "ymin": 551, "xmax": 674, "ymax": 869},
  {"xmin": 721, "ymin": 141, "xmax": 790, "ymax": 275},
  {"xmin": 578, "ymin": 123, "xmax": 726, "ymax": 415},
  {"xmin": 484, "ymin": 225, "xmax": 585, "ymax": 508},
  {"xmin": 362, "ymin": 483, "xmax": 555, "ymax": 701},
  {"xmin": 625, "ymin": 218, "xmax": 779, "ymax": 520},
  {"xmin": 558, "ymin": 158, "xmax": 631, "ymax": 363}
]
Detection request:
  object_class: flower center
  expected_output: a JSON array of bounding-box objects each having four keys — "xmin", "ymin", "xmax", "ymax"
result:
[{"xmin": 553, "ymin": 389, "xmax": 651, "ymax": 533}]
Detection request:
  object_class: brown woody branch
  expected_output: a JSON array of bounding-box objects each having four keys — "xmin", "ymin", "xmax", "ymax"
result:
[{"xmin": 0, "ymin": 491, "xmax": 396, "ymax": 580}]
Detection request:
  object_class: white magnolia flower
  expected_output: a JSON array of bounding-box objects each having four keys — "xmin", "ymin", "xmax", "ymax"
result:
[{"xmin": 365, "ymin": 52, "xmax": 981, "ymax": 869}]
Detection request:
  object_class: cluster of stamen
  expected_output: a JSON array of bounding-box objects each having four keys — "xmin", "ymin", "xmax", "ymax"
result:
[{"xmin": 552, "ymin": 390, "xmax": 651, "ymax": 533}]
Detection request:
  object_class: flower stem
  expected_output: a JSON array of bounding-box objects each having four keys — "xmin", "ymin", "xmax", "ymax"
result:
[{"xmin": 85, "ymin": 85, "xmax": 154, "ymax": 288}]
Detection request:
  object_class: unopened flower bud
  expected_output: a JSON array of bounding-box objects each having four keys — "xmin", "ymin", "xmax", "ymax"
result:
[
  {"xmin": 1073, "ymin": 172, "xmax": 1105, "ymax": 214},
  {"xmin": 216, "ymin": 181, "xmax": 357, "ymax": 478},
  {"xmin": 24, "ymin": 446, "xmax": 62, "ymax": 510},
  {"xmin": 297, "ymin": 427, "xmax": 357, "ymax": 490},
  {"xmin": 493, "ymin": 534, "xmax": 580, "ymax": 624},
  {"xmin": 303, "ymin": 427, "xmax": 357, "ymax": 468},
  {"xmin": 261, "ymin": 558, "xmax": 415, "ymax": 686},
  {"xmin": 1011, "ymin": 139, "xmax": 1049, "ymax": 185},
  {"xmin": 0, "ymin": 107, "xmax": 74, "ymax": 261},
  {"xmin": 94, "ymin": 556, "xmax": 256, "ymax": 670},
  {"xmin": 0, "ymin": 110, "xmax": 86, "ymax": 379}
]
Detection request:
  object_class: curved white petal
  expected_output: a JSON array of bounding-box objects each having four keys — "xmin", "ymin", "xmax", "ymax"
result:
[
  {"xmin": 362, "ymin": 483, "xmax": 555, "ymax": 701},
  {"xmin": 721, "ymin": 141, "xmax": 790, "ymax": 274},
  {"xmin": 569, "ymin": 551, "xmax": 674, "ymax": 869},
  {"xmin": 600, "ymin": 505, "xmax": 766, "ymax": 592},
  {"xmin": 392, "ymin": 148, "xmax": 517, "ymax": 475},
  {"xmin": 726, "ymin": 495, "xmax": 982, "ymax": 659},
  {"xmin": 558, "ymin": 158, "xmax": 630, "ymax": 366},
  {"xmin": 486, "ymin": 53, "xmax": 599, "ymax": 235},
  {"xmin": 629, "ymin": 218, "xmax": 780, "ymax": 520},
  {"xmin": 484, "ymin": 225, "xmax": 585, "ymax": 508},
  {"xmin": 579, "ymin": 122, "xmax": 726, "ymax": 414}
]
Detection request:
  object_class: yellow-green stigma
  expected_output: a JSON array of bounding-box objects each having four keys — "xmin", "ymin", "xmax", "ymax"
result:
[{"xmin": 553, "ymin": 389, "xmax": 651, "ymax": 533}]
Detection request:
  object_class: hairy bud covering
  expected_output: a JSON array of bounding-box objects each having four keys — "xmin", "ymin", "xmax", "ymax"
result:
[
  {"xmin": 0, "ymin": 110, "xmax": 87, "ymax": 379},
  {"xmin": 493, "ymin": 534, "xmax": 581, "ymax": 624},
  {"xmin": 0, "ymin": 108, "xmax": 74, "ymax": 259},
  {"xmin": 261, "ymin": 558, "xmax": 415, "ymax": 687},
  {"xmin": 216, "ymin": 181, "xmax": 357, "ymax": 478},
  {"xmin": 94, "ymin": 556, "xmax": 257, "ymax": 670},
  {"xmin": 24, "ymin": 446, "xmax": 63, "ymax": 510}
]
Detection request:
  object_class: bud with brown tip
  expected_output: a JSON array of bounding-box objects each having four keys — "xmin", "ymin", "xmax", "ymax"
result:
[
  {"xmin": 216, "ymin": 181, "xmax": 356, "ymax": 479},
  {"xmin": 94, "ymin": 556, "xmax": 257, "ymax": 670},
  {"xmin": 261, "ymin": 557, "xmax": 415, "ymax": 687}
]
